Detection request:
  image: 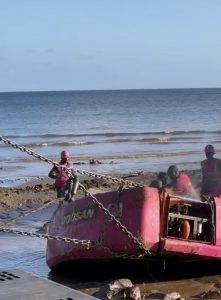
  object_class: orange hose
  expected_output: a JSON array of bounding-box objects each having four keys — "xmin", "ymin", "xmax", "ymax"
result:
[{"xmin": 181, "ymin": 220, "xmax": 191, "ymax": 239}]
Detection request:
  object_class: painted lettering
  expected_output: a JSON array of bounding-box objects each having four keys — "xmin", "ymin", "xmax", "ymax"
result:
[
  {"xmin": 107, "ymin": 202, "xmax": 123, "ymax": 220},
  {"xmin": 61, "ymin": 207, "xmax": 97, "ymax": 226}
]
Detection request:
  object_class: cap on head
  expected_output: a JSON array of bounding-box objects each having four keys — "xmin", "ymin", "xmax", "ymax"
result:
[
  {"xmin": 60, "ymin": 150, "xmax": 70, "ymax": 159},
  {"xmin": 167, "ymin": 165, "xmax": 179, "ymax": 180},
  {"xmin": 204, "ymin": 144, "xmax": 215, "ymax": 154}
]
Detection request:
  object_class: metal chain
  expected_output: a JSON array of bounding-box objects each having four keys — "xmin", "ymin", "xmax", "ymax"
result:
[
  {"xmin": 96, "ymin": 215, "xmax": 110, "ymax": 246},
  {"xmin": 96, "ymin": 188, "xmax": 124, "ymax": 246},
  {"xmin": 93, "ymin": 239, "xmax": 146, "ymax": 259},
  {"xmin": 0, "ymin": 227, "xmax": 93, "ymax": 246},
  {"xmin": 79, "ymin": 182, "xmax": 152, "ymax": 256},
  {"xmin": 0, "ymin": 136, "xmax": 142, "ymax": 189},
  {"xmin": 0, "ymin": 227, "xmax": 145, "ymax": 259},
  {"xmin": 0, "ymin": 198, "xmax": 57, "ymax": 229},
  {"xmin": 0, "ymin": 136, "xmax": 152, "ymax": 256}
]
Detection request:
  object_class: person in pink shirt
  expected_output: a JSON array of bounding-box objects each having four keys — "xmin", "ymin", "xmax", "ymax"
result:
[
  {"xmin": 48, "ymin": 150, "xmax": 73, "ymax": 199},
  {"xmin": 167, "ymin": 165, "xmax": 195, "ymax": 195}
]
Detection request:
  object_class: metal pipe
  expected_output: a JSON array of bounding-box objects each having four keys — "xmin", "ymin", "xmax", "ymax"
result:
[{"xmin": 169, "ymin": 194, "xmax": 205, "ymax": 204}]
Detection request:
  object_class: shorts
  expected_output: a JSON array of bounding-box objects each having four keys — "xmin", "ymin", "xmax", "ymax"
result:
[{"xmin": 56, "ymin": 187, "xmax": 67, "ymax": 198}]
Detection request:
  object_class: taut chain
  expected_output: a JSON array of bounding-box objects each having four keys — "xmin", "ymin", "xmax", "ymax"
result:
[
  {"xmin": 0, "ymin": 136, "xmax": 142, "ymax": 189},
  {"xmin": 0, "ymin": 227, "xmax": 145, "ymax": 259},
  {"xmin": 0, "ymin": 136, "xmax": 152, "ymax": 258}
]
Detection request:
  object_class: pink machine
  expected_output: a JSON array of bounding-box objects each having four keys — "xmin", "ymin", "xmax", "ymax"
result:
[{"xmin": 46, "ymin": 187, "xmax": 221, "ymax": 269}]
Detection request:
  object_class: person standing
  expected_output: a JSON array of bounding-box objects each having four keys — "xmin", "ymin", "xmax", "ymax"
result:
[
  {"xmin": 201, "ymin": 144, "xmax": 221, "ymax": 196},
  {"xmin": 48, "ymin": 150, "xmax": 74, "ymax": 200}
]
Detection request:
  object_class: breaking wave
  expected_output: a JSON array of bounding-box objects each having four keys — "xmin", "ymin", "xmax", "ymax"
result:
[
  {"xmin": 1, "ymin": 134, "xmax": 221, "ymax": 148},
  {"xmin": 0, "ymin": 150, "xmax": 202, "ymax": 163},
  {"xmin": 3, "ymin": 129, "xmax": 221, "ymax": 139}
]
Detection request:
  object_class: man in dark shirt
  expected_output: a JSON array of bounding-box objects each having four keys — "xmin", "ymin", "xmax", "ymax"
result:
[{"xmin": 201, "ymin": 144, "xmax": 221, "ymax": 196}]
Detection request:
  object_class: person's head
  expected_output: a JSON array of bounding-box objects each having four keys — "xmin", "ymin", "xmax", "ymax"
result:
[
  {"xmin": 157, "ymin": 172, "xmax": 168, "ymax": 186},
  {"xmin": 149, "ymin": 179, "xmax": 162, "ymax": 189},
  {"xmin": 60, "ymin": 150, "xmax": 70, "ymax": 163},
  {"xmin": 167, "ymin": 165, "xmax": 179, "ymax": 180},
  {"xmin": 204, "ymin": 144, "xmax": 215, "ymax": 159}
]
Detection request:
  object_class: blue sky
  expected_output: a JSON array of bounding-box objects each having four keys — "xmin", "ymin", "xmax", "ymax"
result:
[{"xmin": 1, "ymin": 1, "xmax": 221, "ymax": 91}]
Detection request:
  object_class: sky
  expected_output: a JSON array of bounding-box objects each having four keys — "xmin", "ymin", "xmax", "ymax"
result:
[{"xmin": 1, "ymin": 0, "xmax": 221, "ymax": 92}]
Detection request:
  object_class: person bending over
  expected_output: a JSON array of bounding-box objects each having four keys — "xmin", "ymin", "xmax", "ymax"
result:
[{"xmin": 167, "ymin": 165, "xmax": 195, "ymax": 196}]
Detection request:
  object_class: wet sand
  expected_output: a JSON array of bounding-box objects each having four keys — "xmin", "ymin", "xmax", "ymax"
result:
[
  {"xmin": 2, "ymin": 169, "xmax": 221, "ymax": 299},
  {"xmin": 48, "ymin": 259, "xmax": 221, "ymax": 299},
  {"xmin": 0, "ymin": 169, "xmax": 202, "ymax": 213}
]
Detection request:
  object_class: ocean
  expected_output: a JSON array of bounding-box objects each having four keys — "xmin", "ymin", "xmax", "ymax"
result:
[{"xmin": 1, "ymin": 88, "xmax": 221, "ymax": 186}]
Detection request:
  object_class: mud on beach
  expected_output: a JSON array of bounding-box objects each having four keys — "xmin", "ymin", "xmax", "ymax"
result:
[
  {"xmin": 2, "ymin": 169, "xmax": 221, "ymax": 299},
  {"xmin": 0, "ymin": 169, "xmax": 202, "ymax": 213}
]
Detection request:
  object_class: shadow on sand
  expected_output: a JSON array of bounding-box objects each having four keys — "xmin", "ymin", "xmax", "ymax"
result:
[{"xmin": 48, "ymin": 258, "xmax": 221, "ymax": 290}]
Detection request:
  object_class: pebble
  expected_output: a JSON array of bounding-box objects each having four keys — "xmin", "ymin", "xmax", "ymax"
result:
[
  {"xmin": 163, "ymin": 292, "xmax": 183, "ymax": 300},
  {"xmin": 109, "ymin": 279, "xmax": 133, "ymax": 291},
  {"xmin": 125, "ymin": 286, "xmax": 141, "ymax": 300}
]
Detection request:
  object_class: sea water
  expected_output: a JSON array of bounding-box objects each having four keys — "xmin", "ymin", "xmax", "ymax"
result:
[
  {"xmin": 1, "ymin": 88, "xmax": 221, "ymax": 282},
  {"xmin": 1, "ymin": 88, "xmax": 221, "ymax": 186}
]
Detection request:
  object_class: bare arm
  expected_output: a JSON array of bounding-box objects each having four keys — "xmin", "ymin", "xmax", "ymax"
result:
[{"xmin": 48, "ymin": 166, "xmax": 59, "ymax": 179}]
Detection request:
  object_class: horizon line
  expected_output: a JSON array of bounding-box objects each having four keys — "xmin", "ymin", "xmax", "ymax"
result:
[{"xmin": 0, "ymin": 86, "xmax": 221, "ymax": 94}]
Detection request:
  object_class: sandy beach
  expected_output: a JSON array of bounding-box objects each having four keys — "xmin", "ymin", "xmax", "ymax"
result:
[{"xmin": 0, "ymin": 169, "xmax": 202, "ymax": 214}]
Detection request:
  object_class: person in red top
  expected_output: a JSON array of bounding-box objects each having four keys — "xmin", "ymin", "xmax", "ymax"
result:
[
  {"xmin": 48, "ymin": 150, "xmax": 74, "ymax": 200},
  {"xmin": 201, "ymin": 144, "xmax": 221, "ymax": 196},
  {"xmin": 167, "ymin": 165, "xmax": 195, "ymax": 195}
]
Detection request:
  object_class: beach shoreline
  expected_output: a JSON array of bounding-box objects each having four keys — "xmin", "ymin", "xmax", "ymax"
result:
[{"xmin": 0, "ymin": 169, "xmax": 202, "ymax": 214}]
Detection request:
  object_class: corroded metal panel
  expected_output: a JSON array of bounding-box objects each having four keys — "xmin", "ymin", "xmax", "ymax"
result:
[{"xmin": 0, "ymin": 269, "xmax": 98, "ymax": 300}]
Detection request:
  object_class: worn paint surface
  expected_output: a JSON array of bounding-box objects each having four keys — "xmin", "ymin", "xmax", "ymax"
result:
[
  {"xmin": 47, "ymin": 187, "xmax": 160, "ymax": 268},
  {"xmin": 47, "ymin": 189, "xmax": 221, "ymax": 269}
]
